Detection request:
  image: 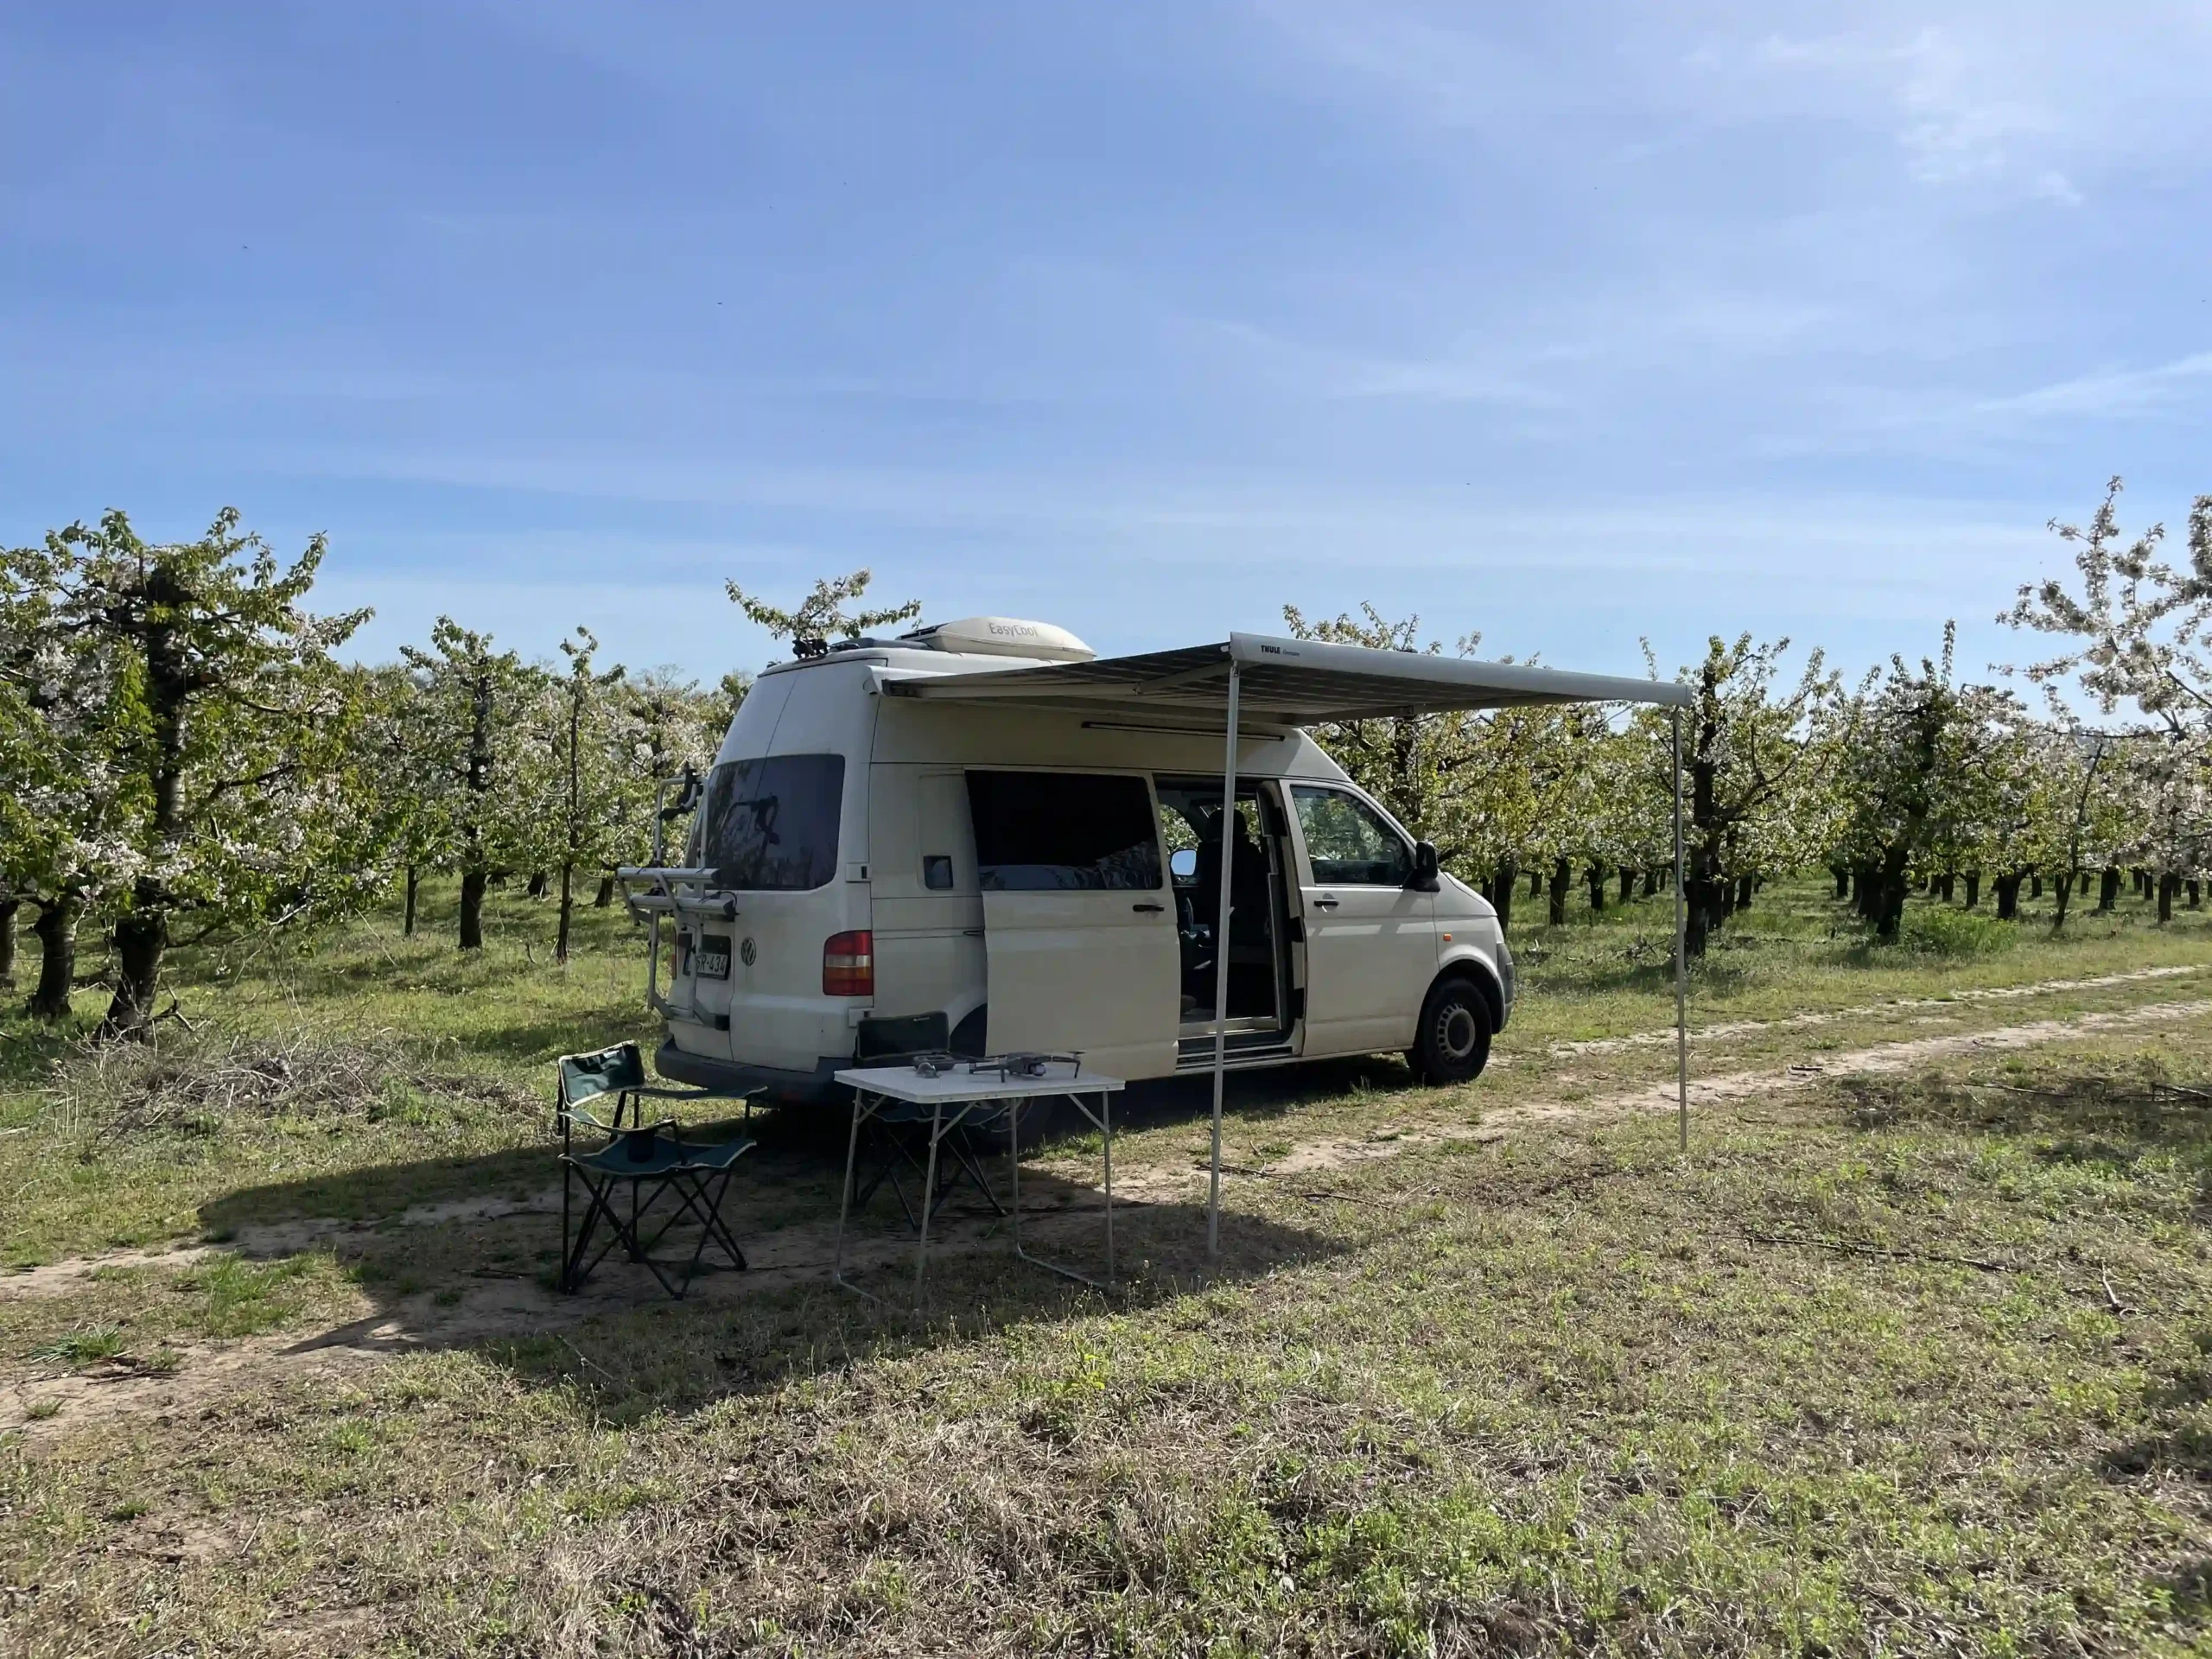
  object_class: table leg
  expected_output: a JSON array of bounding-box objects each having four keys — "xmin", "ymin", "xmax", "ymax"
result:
[
  {"xmin": 832, "ymin": 1090, "xmax": 876, "ymax": 1300},
  {"xmin": 1102, "ymin": 1090, "xmax": 1114, "ymax": 1285},
  {"xmin": 1007, "ymin": 1096, "xmax": 1023, "ymax": 1261},
  {"xmin": 914, "ymin": 1100, "xmax": 944, "ymax": 1302},
  {"xmin": 1010, "ymin": 1089, "xmax": 1114, "ymax": 1291}
]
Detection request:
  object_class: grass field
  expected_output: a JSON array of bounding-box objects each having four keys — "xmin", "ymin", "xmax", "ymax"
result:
[{"xmin": 3, "ymin": 874, "xmax": 2212, "ymax": 1656}]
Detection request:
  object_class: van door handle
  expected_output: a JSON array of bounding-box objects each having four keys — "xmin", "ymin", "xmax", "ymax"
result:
[
  {"xmin": 1312, "ymin": 896, "xmax": 1339, "ymax": 910},
  {"xmin": 1132, "ymin": 902, "xmax": 1166, "ymax": 913}
]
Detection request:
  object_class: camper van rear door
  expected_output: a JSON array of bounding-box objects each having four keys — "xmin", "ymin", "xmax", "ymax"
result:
[{"xmin": 968, "ymin": 770, "xmax": 1179, "ymax": 1079}]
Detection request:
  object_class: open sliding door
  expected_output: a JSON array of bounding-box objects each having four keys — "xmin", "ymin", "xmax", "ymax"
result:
[{"xmin": 969, "ymin": 770, "xmax": 1180, "ymax": 1080}]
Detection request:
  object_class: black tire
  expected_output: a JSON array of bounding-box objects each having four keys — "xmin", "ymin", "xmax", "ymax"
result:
[{"xmin": 1408, "ymin": 977, "xmax": 1493, "ymax": 1086}]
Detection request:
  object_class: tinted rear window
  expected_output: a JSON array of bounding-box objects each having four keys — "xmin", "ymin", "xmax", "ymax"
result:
[
  {"xmin": 702, "ymin": 754, "xmax": 845, "ymax": 891},
  {"xmin": 967, "ymin": 771, "xmax": 1162, "ymax": 891}
]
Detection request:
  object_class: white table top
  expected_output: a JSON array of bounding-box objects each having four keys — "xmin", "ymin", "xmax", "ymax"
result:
[{"xmin": 835, "ymin": 1061, "xmax": 1124, "ymax": 1104}]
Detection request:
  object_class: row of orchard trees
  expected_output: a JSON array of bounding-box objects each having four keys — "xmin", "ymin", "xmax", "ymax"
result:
[
  {"xmin": 0, "ymin": 509, "xmax": 741, "ymax": 1038},
  {"xmin": 1293, "ymin": 479, "xmax": 2212, "ymax": 955},
  {"xmin": 3, "ymin": 479, "xmax": 2207, "ymax": 1033}
]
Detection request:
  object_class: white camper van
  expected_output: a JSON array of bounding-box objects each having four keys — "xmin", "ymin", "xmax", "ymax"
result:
[{"xmin": 635, "ymin": 618, "xmax": 1515, "ymax": 1103}]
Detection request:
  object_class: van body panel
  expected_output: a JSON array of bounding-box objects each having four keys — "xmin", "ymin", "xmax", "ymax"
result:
[
  {"xmin": 980, "ymin": 887, "xmax": 1180, "ymax": 1077},
  {"xmin": 868, "ymin": 765, "xmax": 987, "ymax": 1032},
  {"xmin": 1283, "ymin": 781, "xmax": 1441, "ymax": 1057},
  {"xmin": 687, "ymin": 662, "xmax": 877, "ymax": 1075}
]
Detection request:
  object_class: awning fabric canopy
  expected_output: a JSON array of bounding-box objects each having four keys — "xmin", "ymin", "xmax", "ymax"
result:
[{"xmin": 883, "ymin": 630, "xmax": 1692, "ymax": 723}]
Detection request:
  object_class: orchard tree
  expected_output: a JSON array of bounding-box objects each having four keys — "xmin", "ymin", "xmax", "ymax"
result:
[
  {"xmin": 728, "ymin": 568, "xmax": 919, "ymax": 657},
  {"xmin": 545, "ymin": 628, "xmax": 626, "ymax": 964},
  {"xmin": 29, "ymin": 510, "xmax": 373, "ymax": 1037},
  {"xmin": 1655, "ymin": 635, "xmax": 1841, "ymax": 955},
  {"xmin": 599, "ymin": 669, "xmax": 729, "ymax": 902},
  {"xmin": 0, "ymin": 537, "xmax": 140, "ymax": 1015},
  {"xmin": 1833, "ymin": 626, "xmax": 2021, "ymax": 941},
  {"xmin": 354, "ymin": 663, "xmax": 448, "ymax": 937},
  {"xmin": 1281, "ymin": 605, "xmax": 1487, "ymax": 856},
  {"xmin": 2005, "ymin": 477, "xmax": 2212, "ymax": 737},
  {"xmin": 399, "ymin": 620, "xmax": 543, "ymax": 950}
]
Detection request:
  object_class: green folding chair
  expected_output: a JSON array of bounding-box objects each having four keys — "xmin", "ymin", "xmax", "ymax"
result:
[{"xmin": 555, "ymin": 1043, "xmax": 758, "ymax": 1298}]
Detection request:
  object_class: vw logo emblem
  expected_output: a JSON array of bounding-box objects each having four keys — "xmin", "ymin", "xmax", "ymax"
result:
[{"xmin": 739, "ymin": 937, "xmax": 758, "ymax": 968}]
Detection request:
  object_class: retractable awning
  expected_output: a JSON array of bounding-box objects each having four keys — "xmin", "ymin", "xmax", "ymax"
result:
[
  {"xmin": 884, "ymin": 631, "xmax": 1693, "ymax": 721},
  {"xmin": 889, "ymin": 627, "xmax": 1694, "ymax": 1262}
]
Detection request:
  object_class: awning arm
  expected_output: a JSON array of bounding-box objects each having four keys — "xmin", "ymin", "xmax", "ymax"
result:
[
  {"xmin": 1673, "ymin": 706, "xmax": 1688, "ymax": 1151},
  {"xmin": 1207, "ymin": 663, "xmax": 1240, "ymax": 1261}
]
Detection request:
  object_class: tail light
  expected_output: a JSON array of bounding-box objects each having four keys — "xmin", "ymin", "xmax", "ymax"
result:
[{"xmin": 823, "ymin": 930, "xmax": 874, "ymax": 996}]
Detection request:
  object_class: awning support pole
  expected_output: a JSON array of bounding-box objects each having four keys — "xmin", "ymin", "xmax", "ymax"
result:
[
  {"xmin": 1207, "ymin": 663, "xmax": 1240, "ymax": 1261},
  {"xmin": 1672, "ymin": 705, "xmax": 1688, "ymax": 1152}
]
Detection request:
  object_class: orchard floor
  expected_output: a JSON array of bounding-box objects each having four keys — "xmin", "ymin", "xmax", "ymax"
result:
[{"xmin": 3, "ymin": 876, "xmax": 2212, "ymax": 1656}]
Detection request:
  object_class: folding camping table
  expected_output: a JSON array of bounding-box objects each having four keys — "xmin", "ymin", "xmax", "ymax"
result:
[{"xmin": 831, "ymin": 1060, "xmax": 1124, "ymax": 1301}]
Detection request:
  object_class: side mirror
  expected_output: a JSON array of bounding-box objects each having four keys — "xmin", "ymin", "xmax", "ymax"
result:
[
  {"xmin": 1409, "ymin": 841, "xmax": 1440, "ymax": 892},
  {"xmin": 1169, "ymin": 848, "xmax": 1198, "ymax": 880}
]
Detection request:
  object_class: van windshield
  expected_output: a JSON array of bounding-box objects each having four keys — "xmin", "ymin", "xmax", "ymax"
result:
[{"xmin": 701, "ymin": 754, "xmax": 844, "ymax": 891}]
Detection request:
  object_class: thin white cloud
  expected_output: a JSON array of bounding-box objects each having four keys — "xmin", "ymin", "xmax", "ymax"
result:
[{"xmin": 1973, "ymin": 351, "xmax": 2212, "ymax": 421}]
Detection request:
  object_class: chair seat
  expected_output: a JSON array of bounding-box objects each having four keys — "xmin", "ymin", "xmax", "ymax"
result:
[
  {"xmin": 683, "ymin": 1136, "xmax": 756, "ymax": 1173},
  {"xmin": 568, "ymin": 1131, "xmax": 755, "ymax": 1179}
]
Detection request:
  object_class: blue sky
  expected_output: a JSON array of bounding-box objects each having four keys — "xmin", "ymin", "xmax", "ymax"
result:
[{"xmin": 4, "ymin": 3, "xmax": 2209, "ymax": 687}]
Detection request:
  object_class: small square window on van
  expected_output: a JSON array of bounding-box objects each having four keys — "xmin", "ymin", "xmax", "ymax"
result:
[{"xmin": 923, "ymin": 855, "xmax": 955, "ymax": 890}]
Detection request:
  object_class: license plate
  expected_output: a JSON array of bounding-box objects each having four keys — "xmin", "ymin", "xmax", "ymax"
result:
[{"xmin": 692, "ymin": 936, "xmax": 732, "ymax": 980}]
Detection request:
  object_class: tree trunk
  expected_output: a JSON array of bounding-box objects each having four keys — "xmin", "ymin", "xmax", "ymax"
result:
[
  {"xmin": 526, "ymin": 870, "xmax": 549, "ymax": 900},
  {"xmin": 2030, "ymin": 874, "xmax": 2041, "ymax": 899},
  {"xmin": 1686, "ymin": 864, "xmax": 1721, "ymax": 957},
  {"xmin": 1993, "ymin": 874, "xmax": 2019, "ymax": 921},
  {"xmin": 1735, "ymin": 874, "xmax": 1754, "ymax": 912},
  {"xmin": 2190, "ymin": 879, "xmax": 2202, "ymax": 910},
  {"xmin": 1548, "ymin": 858, "xmax": 1569, "ymax": 927},
  {"xmin": 556, "ymin": 862, "xmax": 575, "ymax": 964},
  {"xmin": 1831, "ymin": 865, "xmax": 1849, "ymax": 899},
  {"xmin": 0, "ymin": 897, "xmax": 16, "ymax": 989},
  {"xmin": 460, "ymin": 868, "xmax": 487, "ymax": 950},
  {"xmin": 1935, "ymin": 872, "xmax": 1954, "ymax": 903},
  {"xmin": 2080, "ymin": 871, "xmax": 2094, "ymax": 898},
  {"xmin": 100, "ymin": 910, "xmax": 168, "ymax": 1039},
  {"xmin": 403, "ymin": 866, "xmax": 420, "ymax": 938},
  {"xmin": 2052, "ymin": 869, "xmax": 2075, "ymax": 934},
  {"xmin": 594, "ymin": 875, "xmax": 616, "ymax": 909},
  {"xmin": 1874, "ymin": 849, "xmax": 1910, "ymax": 942},
  {"xmin": 28, "ymin": 897, "xmax": 78, "ymax": 1020},
  {"xmin": 1529, "ymin": 869, "xmax": 1542, "ymax": 900},
  {"xmin": 2158, "ymin": 871, "xmax": 2176, "ymax": 925},
  {"xmin": 1488, "ymin": 861, "xmax": 1516, "ymax": 932},
  {"xmin": 2097, "ymin": 867, "xmax": 2120, "ymax": 912},
  {"xmin": 1619, "ymin": 867, "xmax": 1635, "ymax": 904},
  {"xmin": 1586, "ymin": 863, "xmax": 1606, "ymax": 912},
  {"xmin": 1642, "ymin": 868, "xmax": 1658, "ymax": 899},
  {"xmin": 2134, "ymin": 868, "xmax": 2150, "ymax": 898}
]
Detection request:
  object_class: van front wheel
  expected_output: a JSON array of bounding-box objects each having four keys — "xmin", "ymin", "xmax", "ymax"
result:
[{"xmin": 1408, "ymin": 978, "xmax": 1492, "ymax": 1086}]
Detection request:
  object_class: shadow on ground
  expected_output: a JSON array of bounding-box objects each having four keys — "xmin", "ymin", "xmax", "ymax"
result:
[{"xmin": 177, "ymin": 1067, "xmax": 1377, "ymax": 1417}]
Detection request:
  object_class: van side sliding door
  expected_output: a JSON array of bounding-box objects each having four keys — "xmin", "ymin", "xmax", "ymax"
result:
[{"xmin": 968, "ymin": 770, "xmax": 1180, "ymax": 1080}]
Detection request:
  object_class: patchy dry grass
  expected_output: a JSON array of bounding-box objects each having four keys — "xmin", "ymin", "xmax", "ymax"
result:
[{"xmin": 3, "ymin": 877, "xmax": 2212, "ymax": 1654}]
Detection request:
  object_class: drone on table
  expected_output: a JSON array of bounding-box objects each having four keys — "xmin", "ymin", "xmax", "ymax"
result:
[{"xmin": 908, "ymin": 1050, "xmax": 1084, "ymax": 1081}]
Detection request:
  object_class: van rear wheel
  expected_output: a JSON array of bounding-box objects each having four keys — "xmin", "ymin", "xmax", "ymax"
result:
[{"xmin": 1408, "ymin": 978, "xmax": 1491, "ymax": 1086}]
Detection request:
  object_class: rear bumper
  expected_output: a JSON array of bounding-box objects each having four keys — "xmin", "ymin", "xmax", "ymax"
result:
[{"xmin": 654, "ymin": 1039, "xmax": 849, "ymax": 1104}]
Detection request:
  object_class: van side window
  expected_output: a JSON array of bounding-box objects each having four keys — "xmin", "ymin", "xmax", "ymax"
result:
[
  {"xmin": 1291, "ymin": 786, "xmax": 1410, "ymax": 887},
  {"xmin": 702, "ymin": 754, "xmax": 845, "ymax": 891},
  {"xmin": 967, "ymin": 772, "xmax": 1163, "ymax": 891}
]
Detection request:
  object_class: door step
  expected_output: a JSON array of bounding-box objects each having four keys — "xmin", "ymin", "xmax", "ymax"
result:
[{"xmin": 1176, "ymin": 1030, "xmax": 1296, "ymax": 1069}]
